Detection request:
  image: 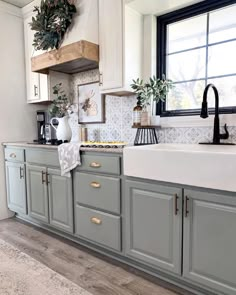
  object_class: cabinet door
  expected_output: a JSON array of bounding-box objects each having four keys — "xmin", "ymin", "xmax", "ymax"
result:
[
  {"xmin": 125, "ymin": 180, "xmax": 182, "ymax": 274},
  {"xmin": 24, "ymin": 15, "xmax": 49, "ymax": 103},
  {"xmin": 26, "ymin": 165, "xmax": 49, "ymax": 223},
  {"xmin": 5, "ymin": 162, "xmax": 27, "ymax": 214},
  {"xmin": 48, "ymin": 168, "xmax": 73, "ymax": 234},
  {"xmin": 99, "ymin": 0, "xmax": 123, "ymax": 91},
  {"xmin": 183, "ymin": 189, "xmax": 236, "ymax": 294}
]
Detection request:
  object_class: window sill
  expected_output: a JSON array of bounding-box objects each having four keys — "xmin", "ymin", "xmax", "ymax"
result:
[{"xmin": 160, "ymin": 114, "xmax": 236, "ymax": 128}]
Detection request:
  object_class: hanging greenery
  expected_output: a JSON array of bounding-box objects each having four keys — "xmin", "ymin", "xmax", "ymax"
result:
[
  {"xmin": 29, "ymin": 0, "xmax": 77, "ymax": 51},
  {"xmin": 48, "ymin": 83, "xmax": 74, "ymax": 117}
]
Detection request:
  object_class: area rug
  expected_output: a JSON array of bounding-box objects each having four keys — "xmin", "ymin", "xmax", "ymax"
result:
[{"xmin": 0, "ymin": 239, "xmax": 92, "ymax": 295}]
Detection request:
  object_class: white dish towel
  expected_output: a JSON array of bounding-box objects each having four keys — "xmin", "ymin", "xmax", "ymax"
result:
[{"xmin": 58, "ymin": 143, "xmax": 82, "ymax": 177}]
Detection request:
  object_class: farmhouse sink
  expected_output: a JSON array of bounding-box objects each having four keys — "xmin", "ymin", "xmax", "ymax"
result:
[{"xmin": 124, "ymin": 144, "xmax": 236, "ymax": 192}]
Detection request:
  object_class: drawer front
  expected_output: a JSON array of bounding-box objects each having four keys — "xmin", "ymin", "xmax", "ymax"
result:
[
  {"xmin": 75, "ymin": 206, "xmax": 121, "ymax": 251},
  {"xmin": 5, "ymin": 148, "xmax": 25, "ymax": 162},
  {"xmin": 26, "ymin": 149, "xmax": 59, "ymax": 167},
  {"xmin": 75, "ymin": 172, "xmax": 120, "ymax": 214},
  {"xmin": 78, "ymin": 154, "xmax": 120, "ymax": 175}
]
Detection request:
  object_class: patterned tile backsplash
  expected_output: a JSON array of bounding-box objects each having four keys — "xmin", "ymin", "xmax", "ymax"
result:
[
  {"xmin": 69, "ymin": 69, "xmax": 137, "ymax": 144},
  {"xmin": 68, "ymin": 70, "xmax": 236, "ymax": 145}
]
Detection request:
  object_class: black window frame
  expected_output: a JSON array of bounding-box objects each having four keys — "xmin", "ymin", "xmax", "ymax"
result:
[{"xmin": 156, "ymin": 0, "xmax": 236, "ymax": 117}]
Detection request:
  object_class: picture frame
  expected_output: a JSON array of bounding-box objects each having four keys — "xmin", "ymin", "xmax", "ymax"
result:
[{"xmin": 78, "ymin": 82, "xmax": 105, "ymax": 124}]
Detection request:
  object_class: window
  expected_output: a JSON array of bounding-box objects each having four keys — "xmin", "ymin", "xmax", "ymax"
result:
[{"xmin": 157, "ymin": 0, "xmax": 236, "ymax": 117}]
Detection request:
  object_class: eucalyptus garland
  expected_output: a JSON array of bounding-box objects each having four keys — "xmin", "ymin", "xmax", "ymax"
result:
[{"xmin": 30, "ymin": 0, "xmax": 77, "ymax": 51}]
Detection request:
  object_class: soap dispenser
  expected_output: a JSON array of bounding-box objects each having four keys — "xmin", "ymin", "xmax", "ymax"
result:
[{"xmin": 133, "ymin": 96, "xmax": 142, "ymax": 127}]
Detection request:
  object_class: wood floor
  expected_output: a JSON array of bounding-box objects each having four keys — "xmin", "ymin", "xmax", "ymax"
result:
[{"xmin": 0, "ymin": 218, "xmax": 191, "ymax": 295}]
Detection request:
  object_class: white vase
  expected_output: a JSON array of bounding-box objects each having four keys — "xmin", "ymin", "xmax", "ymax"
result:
[
  {"xmin": 50, "ymin": 116, "xmax": 72, "ymax": 142},
  {"xmin": 150, "ymin": 100, "xmax": 161, "ymax": 126}
]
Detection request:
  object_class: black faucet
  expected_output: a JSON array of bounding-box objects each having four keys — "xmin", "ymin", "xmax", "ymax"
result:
[{"xmin": 200, "ymin": 84, "xmax": 229, "ymax": 144}]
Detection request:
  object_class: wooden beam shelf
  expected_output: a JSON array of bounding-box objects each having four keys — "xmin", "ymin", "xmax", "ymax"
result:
[{"xmin": 31, "ymin": 40, "xmax": 99, "ymax": 74}]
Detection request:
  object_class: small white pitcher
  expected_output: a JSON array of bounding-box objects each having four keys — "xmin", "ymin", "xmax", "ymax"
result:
[{"xmin": 50, "ymin": 116, "xmax": 72, "ymax": 142}]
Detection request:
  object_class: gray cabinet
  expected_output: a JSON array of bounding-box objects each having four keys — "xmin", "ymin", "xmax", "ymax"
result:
[
  {"xmin": 27, "ymin": 165, "xmax": 49, "ymax": 223},
  {"xmin": 77, "ymin": 154, "xmax": 121, "ymax": 175},
  {"xmin": 75, "ymin": 205, "xmax": 121, "ymax": 251},
  {"xmin": 5, "ymin": 161, "xmax": 27, "ymax": 214},
  {"xmin": 74, "ymin": 152, "xmax": 122, "ymax": 251},
  {"xmin": 48, "ymin": 168, "xmax": 73, "ymax": 234},
  {"xmin": 183, "ymin": 189, "xmax": 236, "ymax": 295},
  {"xmin": 5, "ymin": 147, "xmax": 25, "ymax": 162},
  {"xmin": 74, "ymin": 172, "xmax": 120, "ymax": 214},
  {"xmin": 125, "ymin": 180, "xmax": 182, "ymax": 274},
  {"xmin": 27, "ymin": 165, "xmax": 73, "ymax": 233}
]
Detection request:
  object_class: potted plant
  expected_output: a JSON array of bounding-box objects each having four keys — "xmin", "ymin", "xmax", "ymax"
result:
[
  {"xmin": 131, "ymin": 75, "xmax": 173, "ymax": 125},
  {"xmin": 48, "ymin": 83, "xmax": 74, "ymax": 142}
]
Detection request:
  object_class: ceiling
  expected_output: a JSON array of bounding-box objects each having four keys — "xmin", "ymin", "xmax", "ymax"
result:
[
  {"xmin": 1, "ymin": 0, "xmax": 33, "ymax": 8},
  {"xmin": 126, "ymin": 0, "xmax": 205, "ymax": 15}
]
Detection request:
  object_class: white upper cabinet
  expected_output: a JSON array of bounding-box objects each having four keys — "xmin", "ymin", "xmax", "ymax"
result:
[
  {"xmin": 24, "ymin": 14, "xmax": 45, "ymax": 103},
  {"xmin": 99, "ymin": 0, "xmax": 143, "ymax": 96},
  {"xmin": 99, "ymin": 0, "xmax": 123, "ymax": 92}
]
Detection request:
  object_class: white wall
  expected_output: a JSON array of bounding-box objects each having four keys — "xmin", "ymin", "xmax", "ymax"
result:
[{"xmin": 0, "ymin": 1, "xmax": 39, "ymax": 220}]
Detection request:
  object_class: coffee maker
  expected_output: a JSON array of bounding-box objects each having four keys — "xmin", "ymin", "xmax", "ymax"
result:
[{"xmin": 36, "ymin": 111, "xmax": 57, "ymax": 144}]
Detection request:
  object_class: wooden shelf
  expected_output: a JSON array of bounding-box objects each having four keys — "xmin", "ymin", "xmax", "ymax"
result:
[{"xmin": 31, "ymin": 40, "xmax": 99, "ymax": 74}]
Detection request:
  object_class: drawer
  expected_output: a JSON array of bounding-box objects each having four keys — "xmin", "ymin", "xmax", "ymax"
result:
[
  {"xmin": 5, "ymin": 147, "xmax": 25, "ymax": 162},
  {"xmin": 77, "ymin": 154, "xmax": 120, "ymax": 175},
  {"xmin": 75, "ymin": 172, "xmax": 120, "ymax": 214},
  {"xmin": 75, "ymin": 205, "xmax": 121, "ymax": 252},
  {"xmin": 26, "ymin": 149, "xmax": 59, "ymax": 167}
]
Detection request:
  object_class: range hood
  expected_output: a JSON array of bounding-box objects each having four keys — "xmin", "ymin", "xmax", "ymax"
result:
[{"xmin": 31, "ymin": 40, "xmax": 99, "ymax": 74}]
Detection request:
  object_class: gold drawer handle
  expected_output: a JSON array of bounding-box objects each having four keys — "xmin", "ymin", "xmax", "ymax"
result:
[
  {"xmin": 90, "ymin": 162, "xmax": 101, "ymax": 168},
  {"xmin": 9, "ymin": 153, "xmax": 16, "ymax": 158},
  {"xmin": 90, "ymin": 217, "xmax": 102, "ymax": 225},
  {"xmin": 90, "ymin": 182, "xmax": 101, "ymax": 188}
]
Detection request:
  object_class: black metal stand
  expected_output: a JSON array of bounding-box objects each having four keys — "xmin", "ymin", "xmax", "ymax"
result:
[{"xmin": 134, "ymin": 127, "xmax": 158, "ymax": 146}]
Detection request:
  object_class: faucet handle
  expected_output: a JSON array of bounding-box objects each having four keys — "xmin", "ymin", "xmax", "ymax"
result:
[{"xmin": 220, "ymin": 123, "xmax": 229, "ymax": 140}]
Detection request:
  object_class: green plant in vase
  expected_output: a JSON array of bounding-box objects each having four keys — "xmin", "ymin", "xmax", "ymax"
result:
[
  {"xmin": 48, "ymin": 83, "xmax": 74, "ymax": 142},
  {"xmin": 131, "ymin": 75, "xmax": 173, "ymax": 125}
]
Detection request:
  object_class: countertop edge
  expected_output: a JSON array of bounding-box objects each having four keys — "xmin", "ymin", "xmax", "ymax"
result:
[{"xmin": 2, "ymin": 142, "xmax": 124, "ymax": 154}]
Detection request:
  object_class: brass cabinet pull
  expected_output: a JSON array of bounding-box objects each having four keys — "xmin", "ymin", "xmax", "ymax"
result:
[
  {"xmin": 90, "ymin": 217, "xmax": 102, "ymax": 225},
  {"xmin": 185, "ymin": 196, "xmax": 190, "ymax": 217},
  {"xmin": 90, "ymin": 182, "xmax": 101, "ymax": 188},
  {"xmin": 174, "ymin": 194, "xmax": 179, "ymax": 215},
  {"xmin": 9, "ymin": 153, "xmax": 16, "ymax": 158},
  {"xmin": 19, "ymin": 167, "xmax": 24, "ymax": 179},
  {"xmin": 89, "ymin": 162, "xmax": 101, "ymax": 168},
  {"xmin": 42, "ymin": 171, "xmax": 46, "ymax": 184}
]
